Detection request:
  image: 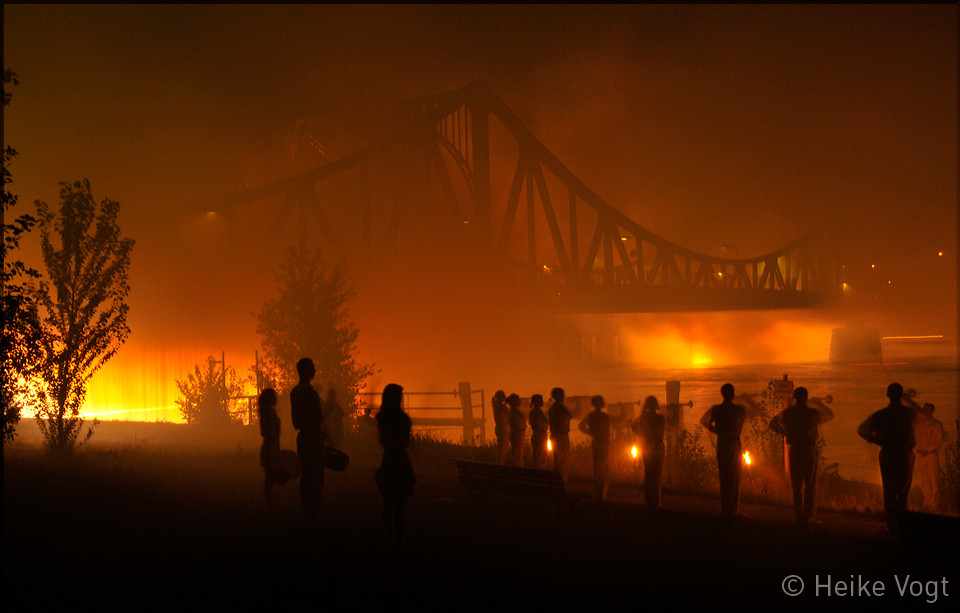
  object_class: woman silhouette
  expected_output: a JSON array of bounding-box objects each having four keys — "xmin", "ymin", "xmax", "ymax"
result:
[
  {"xmin": 257, "ymin": 388, "xmax": 281, "ymax": 510},
  {"xmin": 633, "ymin": 396, "xmax": 666, "ymax": 510},
  {"xmin": 375, "ymin": 383, "xmax": 416, "ymax": 550}
]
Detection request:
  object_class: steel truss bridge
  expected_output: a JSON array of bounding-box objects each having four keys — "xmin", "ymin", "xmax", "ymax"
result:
[{"xmin": 217, "ymin": 81, "xmax": 840, "ymax": 313}]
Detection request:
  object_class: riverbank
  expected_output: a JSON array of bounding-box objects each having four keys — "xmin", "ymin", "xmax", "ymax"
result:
[{"xmin": 5, "ymin": 438, "xmax": 957, "ymax": 608}]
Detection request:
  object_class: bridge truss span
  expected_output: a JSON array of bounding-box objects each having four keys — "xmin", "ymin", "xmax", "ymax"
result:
[{"xmin": 219, "ymin": 81, "xmax": 841, "ymax": 313}]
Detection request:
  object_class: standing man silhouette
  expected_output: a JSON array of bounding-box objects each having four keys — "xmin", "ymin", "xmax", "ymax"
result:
[
  {"xmin": 548, "ymin": 387, "xmax": 573, "ymax": 484},
  {"xmin": 858, "ymin": 382, "xmax": 917, "ymax": 529},
  {"xmin": 703, "ymin": 383, "xmax": 746, "ymax": 517},
  {"xmin": 528, "ymin": 394, "xmax": 549, "ymax": 469},
  {"xmin": 291, "ymin": 358, "xmax": 325, "ymax": 526},
  {"xmin": 492, "ymin": 390, "xmax": 509, "ymax": 465},
  {"xmin": 769, "ymin": 387, "xmax": 827, "ymax": 524},
  {"xmin": 507, "ymin": 393, "xmax": 527, "ymax": 467},
  {"xmin": 579, "ymin": 395, "xmax": 612, "ymax": 502},
  {"xmin": 324, "ymin": 387, "xmax": 345, "ymax": 451}
]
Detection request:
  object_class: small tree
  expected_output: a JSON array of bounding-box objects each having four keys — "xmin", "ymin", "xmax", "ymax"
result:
[
  {"xmin": 175, "ymin": 356, "xmax": 246, "ymax": 426},
  {"xmin": 1, "ymin": 68, "xmax": 42, "ymax": 444},
  {"xmin": 671, "ymin": 426, "xmax": 718, "ymax": 490},
  {"xmin": 744, "ymin": 384, "xmax": 785, "ymax": 471},
  {"xmin": 256, "ymin": 240, "xmax": 373, "ymax": 409},
  {"xmin": 32, "ymin": 179, "xmax": 134, "ymax": 451}
]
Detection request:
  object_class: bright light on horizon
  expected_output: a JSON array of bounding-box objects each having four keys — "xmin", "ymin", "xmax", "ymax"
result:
[
  {"xmin": 19, "ymin": 404, "xmax": 185, "ymax": 423},
  {"xmin": 881, "ymin": 335, "xmax": 944, "ymax": 340},
  {"xmin": 79, "ymin": 405, "xmax": 184, "ymax": 423}
]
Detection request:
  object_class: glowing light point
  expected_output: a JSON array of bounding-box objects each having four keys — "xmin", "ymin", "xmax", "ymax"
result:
[
  {"xmin": 547, "ymin": 439, "xmax": 552, "ymax": 452},
  {"xmin": 870, "ymin": 264, "xmax": 876, "ymax": 269},
  {"xmin": 631, "ymin": 445, "xmax": 639, "ymax": 459},
  {"xmin": 937, "ymin": 251, "xmax": 943, "ymax": 257},
  {"xmin": 743, "ymin": 450, "xmax": 752, "ymax": 466}
]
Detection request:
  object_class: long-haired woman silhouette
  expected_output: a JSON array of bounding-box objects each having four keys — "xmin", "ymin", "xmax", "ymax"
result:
[{"xmin": 374, "ymin": 383, "xmax": 416, "ymax": 550}]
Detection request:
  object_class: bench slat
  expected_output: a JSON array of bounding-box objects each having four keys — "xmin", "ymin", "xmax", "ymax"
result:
[{"xmin": 453, "ymin": 459, "xmax": 567, "ymax": 500}]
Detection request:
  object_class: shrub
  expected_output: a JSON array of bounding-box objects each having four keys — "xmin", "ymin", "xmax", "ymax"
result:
[
  {"xmin": 670, "ymin": 426, "xmax": 717, "ymax": 490},
  {"xmin": 940, "ymin": 421, "xmax": 960, "ymax": 516},
  {"xmin": 175, "ymin": 356, "xmax": 246, "ymax": 427}
]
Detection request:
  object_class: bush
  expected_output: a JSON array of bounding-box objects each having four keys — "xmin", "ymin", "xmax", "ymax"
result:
[
  {"xmin": 175, "ymin": 356, "xmax": 246, "ymax": 427},
  {"xmin": 940, "ymin": 420, "xmax": 960, "ymax": 516},
  {"xmin": 670, "ymin": 426, "xmax": 717, "ymax": 491},
  {"xmin": 743, "ymin": 383, "xmax": 785, "ymax": 472}
]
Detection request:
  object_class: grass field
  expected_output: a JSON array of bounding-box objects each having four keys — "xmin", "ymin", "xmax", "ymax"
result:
[{"xmin": 4, "ymin": 427, "xmax": 958, "ymax": 609}]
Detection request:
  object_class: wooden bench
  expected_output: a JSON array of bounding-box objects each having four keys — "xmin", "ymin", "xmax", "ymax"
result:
[{"xmin": 453, "ymin": 459, "xmax": 567, "ymax": 500}]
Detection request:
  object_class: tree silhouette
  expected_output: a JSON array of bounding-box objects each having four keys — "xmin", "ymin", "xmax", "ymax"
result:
[
  {"xmin": 256, "ymin": 240, "xmax": 373, "ymax": 410},
  {"xmin": 175, "ymin": 356, "xmax": 246, "ymax": 426},
  {"xmin": 1, "ymin": 68, "xmax": 42, "ymax": 444},
  {"xmin": 32, "ymin": 180, "xmax": 134, "ymax": 451}
]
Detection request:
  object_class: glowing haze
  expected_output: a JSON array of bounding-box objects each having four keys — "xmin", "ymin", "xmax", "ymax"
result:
[{"xmin": 3, "ymin": 5, "xmax": 955, "ymax": 421}]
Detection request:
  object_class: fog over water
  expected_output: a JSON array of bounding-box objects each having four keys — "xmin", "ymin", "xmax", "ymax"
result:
[{"xmin": 3, "ymin": 5, "xmax": 956, "ymax": 424}]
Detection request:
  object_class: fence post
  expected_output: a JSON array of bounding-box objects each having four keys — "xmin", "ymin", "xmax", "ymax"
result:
[
  {"xmin": 773, "ymin": 374, "xmax": 794, "ymax": 477},
  {"xmin": 664, "ymin": 380, "xmax": 683, "ymax": 485},
  {"xmin": 458, "ymin": 381, "xmax": 474, "ymax": 446}
]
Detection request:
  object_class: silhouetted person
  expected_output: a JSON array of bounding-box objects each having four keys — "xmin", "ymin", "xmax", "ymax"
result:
[
  {"xmin": 858, "ymin": 382, "xmax": 918, "ymax": 530},
  {"xmin": 579, "ymin": 395, "xmax": 612, "ymax": 502},
  {"xmin": 528, "ymin": 394, "xmax": 549, "ymax": 469},
  {"xmin": 358, "ymin": 404, "xmax": 379, "ymax": 457},
  {"xmin": 704, "ymin": 383, "xmax": 747, "ymax": 517},
  {"xmin": 375, "ymin": 383, "xmax": 415, "ymax": 551},
  {"xmin": 769, "ymin": 387, "xmax": 824, "ymax": 524},
  {"xmin": 507, "ymin": 393, "xmax": 526, "ymax": 467},
  {"xmin": 324, "ymin": 387, "xmax": 345, "ymax": 450},
  {"xmin": 548, "ymin": 387, "xmax": 573, "ymax": 483},
  {"xmin": 492, "ymin": 390, "xmax": 509, "ymax": 464},
  {"xmin": 914, "ymin": 403, "xmax": 944, "ymax": 511},
  {"xmin": 258, "ymin": 388, "xmax": 281, "ymax": 511},
  {"xmin": 632, "ymin": 396, "xmax": 666, "ymax": 510},
  {"xmin": 291, "ymin": 357, "xmax": 325, "ymax": 526}
]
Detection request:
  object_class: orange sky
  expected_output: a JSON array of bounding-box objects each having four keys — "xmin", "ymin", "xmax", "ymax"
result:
[{"xmin": 4, "ymin": 5, "xmax": 956, "ymax": 418}]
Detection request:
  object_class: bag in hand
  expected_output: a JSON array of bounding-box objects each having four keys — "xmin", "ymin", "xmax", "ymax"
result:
[
  {"xmin": 272, "ymin": 450, "xmax": 301, "ymax": 485},
  {"xmin": 324, "ymin": 446, "xmax": 350, "ymax": 472}
]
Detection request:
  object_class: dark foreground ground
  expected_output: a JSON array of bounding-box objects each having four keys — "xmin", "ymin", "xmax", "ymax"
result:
[{"xmin": 5, "ymin": 434, "xmax": 958, "ymax": 610}]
